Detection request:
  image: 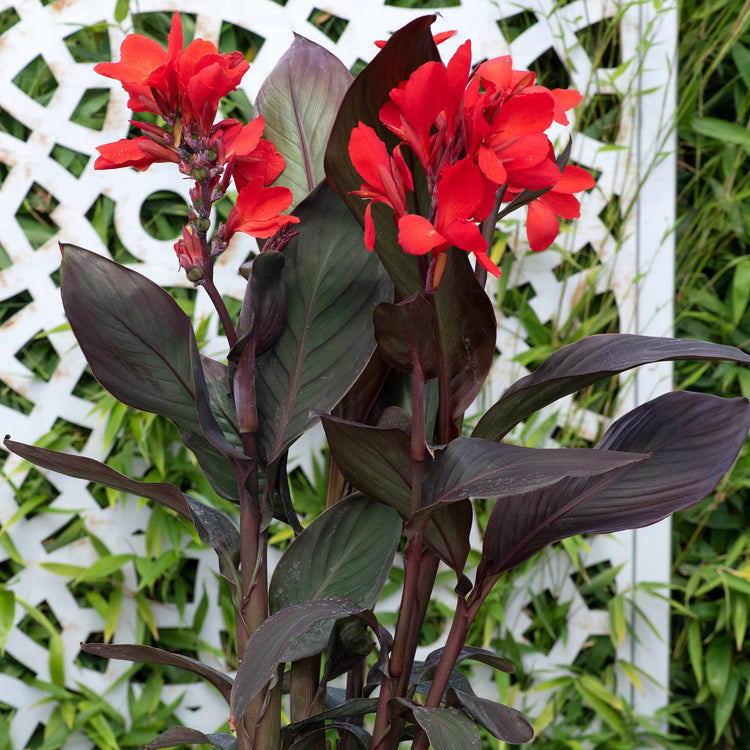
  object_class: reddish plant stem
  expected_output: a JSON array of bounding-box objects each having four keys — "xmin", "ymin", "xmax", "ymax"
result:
[
  {"xmin": 202, "ymin": 269, "xmax": 238, "ymax": 348},
  {"xmin": 374, "ymin": 348, "xmax": 429, "ymax": 749}
]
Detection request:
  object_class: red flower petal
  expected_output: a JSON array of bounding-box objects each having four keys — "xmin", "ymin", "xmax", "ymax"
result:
[
  {"xmin": 478, "ymin": 145, "xmax": 507, "ymax": 184},
  {"xmin": 363, "ymin": 202, "xmax": 376, "ymax": 251},
  {"xmin": 526, "ymin": 199, "xmax": 560, "ymax": 252},
  {"xmin": 436, "ymin": 158, "xmax": 484, "ymax": 226},
  {"xmin": 554, "ymin": 164, "xmax": 596, "ymax": 193},
  {"xmin": 474, "ymin": 251, "xmax": 501, "ymax": 277},
  {"xmin": 94, "ymin": 138, "xmax": 158, "ymax": 171},
  {"xmin": 491, "ymin": 91, "xmax": 555, "ymax": 141},
  {"xmin": 443, "ymin": 218, "xmax": 487, "ymax": 256},
  {"xmin": 349, "ymin": 123, "xmax": 391, "ymax": 192},
  {"xmin": 398, "ymin": 214, "xmax": 446, "ymax": 256},
  {"xmin": 540, "ymin": 191, "xmax": 580, "ymax": 220}
]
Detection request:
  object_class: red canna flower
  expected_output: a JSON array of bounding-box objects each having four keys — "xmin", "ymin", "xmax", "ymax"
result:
[
  {"xmin": 510, "ymin": 164, "xmax": 597, "ymax": 252},
  {"xmin": 95, "ymin": 13, "xmax": 249, "ymax": 135},
  {"xmin": 348, "ymin": 123, "xmax": 413, "ymax": 250},
  {"xmin": 397, "ymin": 158, "xmax": 500, "ymax": 283},
  {"xmin": 225, "ymin": 179, "xmax": 300, "ymax": 240}
]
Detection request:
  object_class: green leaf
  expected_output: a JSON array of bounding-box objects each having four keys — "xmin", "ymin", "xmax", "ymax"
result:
[
  {"xmin": 49, "ymin": 633, "xmax": 65, "ymax": 686},
  {"xmin": 256, "ymin": 183, "xmax": 392, "ymax": 464},
  {"xmin": 74, "ymin": 554, "xmax": 133, "ymax": 583},
  {"xmin": 80, "ymin": 642, "xmax": 233, "ymax": 703},
  {"xmin": 256, "ymin": 34, "xmax": 353, "ymax": 208},
  {"xmin": 114, "ymin": 0, "xmax": 129, "ymax": 24},
  {"xmin": 692, "ymin": 117, "xmax": 750, "ymax": 150},
  {"xmin": 0, "ymin": 590, "xmax": 14, "ymax": 655},
  {"xmin": 688, "ymin": 620, "xmax": 704, "ymax": 687},
  {"xmin": 59, "ymin": 244, "xmax": 241, "ymax": 499},
  {"xmin": 231, "ymin": 597, "xmax": 366, "ymax": 723},
  {"xmin": 705, "ymin": 635, "xmax": 733, "ymax": 698},
  {"xmin": 730, "ymin": 258, "xmax": 750, "ymax": 324},
  {"xmin": 269, "ymin": 495, "xmax": 400, "ymax": 658},
  {"xmin": 731, "ymin": 41, "xmax": 750, "ymax": 87},
  {"xmin": 714, "ymin": 671, "xmax": 739, "ymax": 742},
  {"xmin": 473, "ymin": 334, "xmax": 750, "ymax": 441}
]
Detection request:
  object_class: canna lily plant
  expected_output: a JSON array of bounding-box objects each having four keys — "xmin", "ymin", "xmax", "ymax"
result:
[{"xmin": 5, "ymin": 13, "xmax": 750, "ymax": 750}]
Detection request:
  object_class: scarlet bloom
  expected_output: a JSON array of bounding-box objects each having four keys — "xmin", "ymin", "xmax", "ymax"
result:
[
  {"xmin": 225, "ymin": 179, "xmax": 300, "ymax": 240},
  {"xmin": 348, "ymin": 123, "xmax": 413, "ymax": 250},
  {"xmin": 95, "ymin": 12, "xmax": 249, "ymax": 134},
  {"xmin": 397, "ymin": 158, "xmax": 500, "ymax": 283},
  {"xmin": 510, "ymin": 164, "xmax": 597, "ymax": 252},
  {"xmin": 349, "ymin": 38, "xmax": 593, "ymax": 279}
]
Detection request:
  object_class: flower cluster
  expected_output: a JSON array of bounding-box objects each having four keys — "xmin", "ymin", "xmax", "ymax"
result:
[
  {"xmin": 94, "ymin": 13, "xmax": 298, "ymax": 280},
  {"xmin": 349, "ymin": 39, "xmax": 595, "ymax": 288}
]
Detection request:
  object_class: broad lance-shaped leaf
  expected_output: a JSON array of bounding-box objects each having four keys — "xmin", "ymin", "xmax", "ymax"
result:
[
  {"xmin": 325, "ymin": 15, "xmax": 440, "ymax": 297},
  {"xmin": 320, "ymin": 414, "xmax": 471, "ymax": 575},
  {"xmin": 147, "ymin": 728, "xmax": 236, "ymax": 750},
  {"xmin": 231, "ymin": 598, "xmax": 366, "ymax": 723},
  {"xmin": 433, "ymin": 250, "xmax": 497, "ymax": 419},
  {"xmin": 256, "ymin": 182, "xmax": 392, "ymax": 464},
  {"xmin": 59, "ymin": 244, "xmax": 243, "ymax": 500},
  {"xmin": 479, "ymin": 391, "xmax": 750, "ymax": 576},
  {"xmin": 257, "ymin": 34, "xmax": 352, "ymax": 208},
  {"xmin": 80, "ymin": 642, "xmax": 233, "ymax": 703},
  {"xmin": 269, "ymin": 495, "xmax": 400, "ymax": 658},
  {"xmin": 445, "ymin": 689, "xmax": 533, "ymax": 745},
  {"xmin": 473, "ymin": 334, "xmax": 750, "ymax": 441},
  {"xmin": 4, "ymin": 439, "xmax": 240, "ymax": 582},
  {"xmin": 420, "ymin": 436, "xmax": 648, "ymax": 506},
  {"xmin": 393, "ymin": 701, "xmax": 481, "ymax": 750}
]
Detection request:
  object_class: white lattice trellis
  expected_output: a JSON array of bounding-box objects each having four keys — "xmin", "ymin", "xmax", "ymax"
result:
[{"xmin": 0, "ymin": 0, "xmax": 676, "ymax": 746}]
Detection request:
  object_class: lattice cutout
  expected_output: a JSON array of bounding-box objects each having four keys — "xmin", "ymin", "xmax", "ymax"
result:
[{"xmin": 0, "ymin": 0, "xmax": 677, "ymax": 746}]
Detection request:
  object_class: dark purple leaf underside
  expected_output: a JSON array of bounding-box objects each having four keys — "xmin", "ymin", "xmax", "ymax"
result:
[
  {"xmin": 481, "ymin": 391, "xmax": 750, "ymax": 575},
  {"xmin": 421, "ymin": 436, "xmax": 648, "ymax": 505},
  {"xmin": 473, "ymin": 334, "xmax": 750, "ymax": 441},
  {"xmin": 4, "ymin": 439, "xmax": 240, "ymax": 581},
  {"xmin": 446, "ymin": 689, "xmax": 534, "ymax": 744},
  {"xmin": 80, "ymin": 642, "xmax": 233, "ymax": 703}
]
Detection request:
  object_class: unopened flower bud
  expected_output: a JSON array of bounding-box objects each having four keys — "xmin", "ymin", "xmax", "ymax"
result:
[
  {"xmin": 192, "ymin": 166, "xmax": 209, "ymax": 181},
  {"xmin": 174, "ymin": 225, "xmax": 205, "ymax": 283},
  {"xmin": 196, "ymin": 217, "xmax": 211, "ymax": 233}
]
